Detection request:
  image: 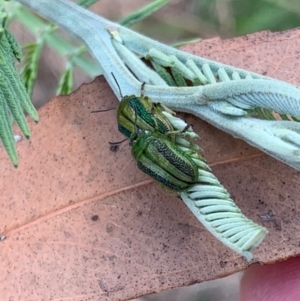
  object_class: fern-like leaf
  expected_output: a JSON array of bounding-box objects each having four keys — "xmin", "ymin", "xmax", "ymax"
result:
[
  {"xmin": 20, "ymin": 42, "xmax": 43, "ymax": 98},
  {"xmin": 56, "ymin": 66, "xmax": 74, "ymax": 95},
  {"xmin": 0, "ymin": 8, "xmax": 38, "ymax": 166}
]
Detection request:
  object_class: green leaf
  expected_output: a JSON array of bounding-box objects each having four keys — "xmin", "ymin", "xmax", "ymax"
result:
[
  {"xmin": 0, "ymin": 8, "xmax": 38, "ymax": 166},
  {"xmin": 172, "ymin": 37, "xmax": 202, "ymax": 48},
  {"xmin": 76, "ymin": 0, "xmax": 100, "ymax": 9},
  {"xmin": 119, "ymin": 0, "xmax": 171, "ymax": 27},
  {"xmin": 56, "ymin": 66, "xmax": 74, "ymax": 96},
  {"xmin": 0, "ymin": 90, "xmax": 18, "ymax": 167},
  {"xmin": 20, "ymin": 42, "xmax": 43, "ymax": 97}
]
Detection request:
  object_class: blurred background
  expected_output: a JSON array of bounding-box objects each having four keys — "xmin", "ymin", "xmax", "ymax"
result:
[
  {"xmin": 96, "ymin": 0, "xmax": 300, "ymax": 40},
  {"xmin": 5, "ymin": 1, "xmax": 300, "ymax": 300}
]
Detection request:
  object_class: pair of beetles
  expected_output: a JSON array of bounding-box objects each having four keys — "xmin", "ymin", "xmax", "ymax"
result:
[{"xmin": 112, "ymin": 81, "xmax": 200, "ymax": 193}]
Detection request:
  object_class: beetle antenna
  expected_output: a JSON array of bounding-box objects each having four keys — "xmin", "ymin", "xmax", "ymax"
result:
[
  {"xmin": 91, "ymin": 107, "xmax": 115, "ymax": 113},
  {"xmin": 140, "ymin": 82, "xmax": 146, "ymax": 97},
  {"xmin": 109, "ymin": 138, "xmax": 127, "ymax": 145},
  {"xmin": 111, "ymin": 72, "xmax": 123, "ymax": 98}
]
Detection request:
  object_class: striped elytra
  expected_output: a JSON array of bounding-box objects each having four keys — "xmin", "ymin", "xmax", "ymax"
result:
[
  {"xmin": 131, "ymin": 131, "xmax": 199, "ymax": 191},
  {"xmin": 114, "ymin": 81, "xmax": 199, "ymax": 192},
  {"xmin": 117, "ymin": 95, "xmax": 174, "ymax": 140}
]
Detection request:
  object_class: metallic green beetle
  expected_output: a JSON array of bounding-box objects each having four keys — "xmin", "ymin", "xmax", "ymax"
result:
[
  {"xmin": 131, "ymin": 130, "xmax": 199, "ymax": 191},
  {"xmin": 117, "ymin": 84, "xmax": 176, "ymax": 141},
  {"xmin": 112, "ymin": 78, "xmax": 199, "ymax": 191}
]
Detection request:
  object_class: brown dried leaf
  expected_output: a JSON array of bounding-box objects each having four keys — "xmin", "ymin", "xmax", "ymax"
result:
[{"xmin": 1, "ymin": 29, "xmax": 300, "ymax": 301}]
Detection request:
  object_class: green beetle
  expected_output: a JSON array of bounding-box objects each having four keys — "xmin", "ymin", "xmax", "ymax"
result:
[
  {"xmin": 117, "ymin": 88, "xmax": 176, "ymax": 141},
  {"xmin": 105, "ymin": 75, "xmax": 200, "ymax": 192},
  {"xmin": 93, "ymin": 76, "xmax": 178, "ymax": 141},
  {"xmin": 131, "ymin": 130, "xmax": 199, "ymax": 191}
]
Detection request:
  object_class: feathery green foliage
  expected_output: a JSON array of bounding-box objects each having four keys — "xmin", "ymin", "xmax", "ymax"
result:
[
  {"xmin": 56, "ymin": 65, "xmax": 74, "ymax": 96},
  {"xmin": 20, "ymin": 42, "xmax": 43, "ymax": 97},
  {"xmin": 0, "ymin": 8, "xmax": 38, "ymax": 166}
]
